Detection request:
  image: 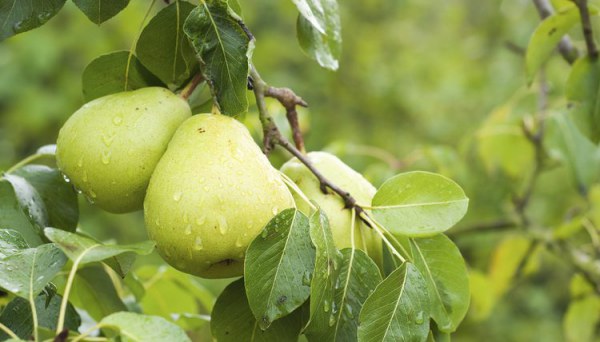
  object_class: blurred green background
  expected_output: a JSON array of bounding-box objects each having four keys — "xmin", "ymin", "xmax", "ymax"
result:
[{"xmin": 0, "ymin": 0, "xmax": 591, "ymax": 341}]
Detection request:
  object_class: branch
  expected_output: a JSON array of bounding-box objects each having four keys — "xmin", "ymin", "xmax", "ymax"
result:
[
  {"xmin": 265, "ymin": 86, "xmax": 308, "ymax": 153},
  {"xmin": 574, "ymin": 0, "xmax": 599, "ymax": 60},
  {"xmin": 179, "ymin": 73, "xmax": 205, "ymax": 101},
  {"xmin": 532, "ymin": 0, "xmax": 579, "ymax": 64}
]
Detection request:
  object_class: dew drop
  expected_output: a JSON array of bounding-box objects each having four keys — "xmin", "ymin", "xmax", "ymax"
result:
[
  {"xmin": 62, "ymin": 174, "xmax": 71, "ymax": 183},
  {"xmin": 302, "ymin": 271, "xmax": 312, "ymax": 286},
  {"xmin": 77, "ymin": 157, "xmax": 83, "ymax": 168},
  {"xmin": 235, "ymin": 235, "xmax": 244, "ymax": 248},
  {"xmin": 184, "ymin": 224, "xmax": 192, "ymax": 235},
  {"xmin": 328, "ymin": 314, "xmax": 336, "ymax": 327},
  {"xmin": 85, "ymin": 195, "xmax": 95, "ymax": 204},
  {"xmin": 155, "ymin": 217, "xmax": 161, "ymax": 226},
  {"xmin": 218, "ymin": 216, "xmax": 228, "ymax": 235},
  {"xmin": 272, "ymin": 206, "xmax": 279, "ymax": 215},
  {"xmin": 345, "ymin": 304, "xmax": 354, "ymax": 319},
  {"xmin": 102, "ymin": 151, "xmax": 111, "ymax": 164},
  {"xmin": 82, "ymin": 170, "xmax": 88, "ymax": 183},
  {"xmin": 112, "ymin": 115, "xmax": 123, "ymax": 125},
  {"xmin": 173, "ymin": 191, "xmax": 182, "ymax": 202},
  {"xmin": 37, "ymin": 11, "xmax": 53, "ymax": 24},
  {"xmin": 414, "ymin": 311, "xmax": 425, "ymax": 325},
  {"xmin": 89, "ymin": 190, "xmax": 97, "ymax": 199},
  {"xmin": 261, "ymin": 229, "xmax": 269, "ymax": 239},
  {"xmin": 203, "ymin": 185, "xmax": 210, "ymax": 191},
  {"xmin": 196, "ymin": 215, "xmax": 206, "ymax": 225},
  {"xmin": 12, "ymin": 21, "xmax": 26, "ymax": 33},
  {"xmin": 194, "ymin": 236, "xmax": 204, "ymax": 250},
  {"xmin": 323, "ymin": 300, "xmax": 330, "ymax": 312}
]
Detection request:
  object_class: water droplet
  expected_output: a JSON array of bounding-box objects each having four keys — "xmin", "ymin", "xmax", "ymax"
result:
[
  {"xmin": 261, "ymin": 229, "xmax": 269, "ymax": 239},
  {"xmin": 82, "ymin": 170, "xmax": 88, "ymax": 182},
  {"xmin": 77, "ymin": 157, "xmax": 83, "ymax": 167},
  {"xmin": 102, "ymin": 133, "xmax": 115, "ymax": 147},
  {"xmin": 235, "ymin": 235, "xmax": 244, "ymax": 248},
  {"xmin": 164, "ymin": 248, "xmax": 172, "ymax": 257},
  {"xmin": 415, "ymin": 311, "xmax": 424, "ymax": 324},
  {"xmin": 302, "ymin": 271, "xmax": 312, "ymax": 286},
  {"xmin": 323, "ymin": 300, "xmax": 330, "ymax": 312},
  {"xmin": 102, "ymin": 151, "xmax": 111, "ymax": 164},
  {"xmin": 89, "ymin": 190, "xmax": 97, "ymax": 198},
  {"xmin": 85, "ymin": 195, "xmax": 95, "ymax": 204},
  {"xmin": 12, "ymin": 21, "xmax": 26, "ymax": 33},
  {"xmin": 112, "ymin": 115, "xmax": 123, "ymax": 125},
  {"xmin": 36, "ymin": 275, "xmax": 44, "ymax": 282},
  {"xmin": 155, "ymin": 217, "xmax": 161, "ymax": 226},
  {"xmin": 345, "ymin": 304, "xmax": 354, "ymax": 318},
  {"xmin": 173, "ymin": 192, "xmax": 182, "ymax": 202},
  {"xmin": 328, "ymin": 314, "xmax": 336, "ymax": 327},
  {"xmin": 218, "ymin": 216, "xmax": 228, "ymax": 235},
  {"xmin": 203, "ymin": 185, "xmax": 210, "ymax": 191},
  {"xmin": 272, "ymin": 206, "xmax": 279, "ymax": 215},
  {"xmin": 196, "ymin": 216, "xmax": 206, "ymax": 225},
  {"xmin": 37, "ymin": 11, "xmax": 53, "ymax": 24},
  {"xmin": 62, "ymin": 173, "xmax": 71, "ymax": 183},
  {"xmin": 194, "ymin": 236, "xmax": 204, "ymax": 250},
  {"xmin": 184, "ymin": 224, "xmax": 192, "ymax": 235}
]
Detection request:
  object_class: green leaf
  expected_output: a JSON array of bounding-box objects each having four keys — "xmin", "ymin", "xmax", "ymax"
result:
[
  {"xmin": 82, "ymin": 51, "xmax": 165, "ymax": 102},
  {"xmin": 410, "ymin": 235, "xmax": 470, "ymax": 333},
  {"xmin": 183, "ymin": 0, "xmax": 252, "ymax": 115},
  {"xmin": 371, "ymin": 171, "xmax": 469, "ymax": 237},
  {"xmin": 563, "ymin": 296, "xmax": 600, "ymax": 342},
  {"xmin": 488, "ymin": 235, "xmax": 531, "ymax": 297},
  {"xmin": 44, "ymin": 227, "xmax": 154, "ymax": 268},
  {"xmin": 13, "ymin": 165, "xmax": 78, "ymax": 232},
  {"xmin": 244, "ymin": 208, "xmax": 315, "ymax": 329},
  {"xmin": 0, "ymin": 229, "xmax": 29, "ymax": 258},
  {"xmin": 0, "ymin": 180, "xmax": 43, "ymax": 247},
  {"xmin": 3, "ymin": 174, "xmax": 48, "ymax": 230},
  {"xmin": 211, "ymin": 279, "xmax": 306, "ymax": 341},
  {"xmin": 304, "ymin": 209, "xmax": 343, "ymax": 339},
  {"xmin": 545, "ymin": 113, "xmax": 600, "ymax": 190},
  {"xmin": 0, "ymin": 243, "xmax": 66, "ymax": 298},
  {"xmin": 0, "ymin": 0, "xmax": 66, "ymax": 41},
  {"xmin": 566, "ymin": 57, "xmax": 600, "ymax": 139},
  {"xmin": 525, "ymin": 5, "xmax": 579, "ymax": 82},
  {"xmin": 66, "ymin": 265, "xmax": 128, "ymax": 322},
  {"xmin": 136, "ymin": 1, "xmax": 198, "ymax": 87},
  {"xmin": 0, "ymin": 293, "xmax": 80, "ymax": 341},
  {"xmin": 72, "ymin": 0, "xmax": 129, "ymax": 24},
  {"xmin": 100, "ymin": 312, "xmax": 191, "ymax": 342},
  {"xmin": 358, "ymin": 263, "xmax": 430, "ymax": 342}
]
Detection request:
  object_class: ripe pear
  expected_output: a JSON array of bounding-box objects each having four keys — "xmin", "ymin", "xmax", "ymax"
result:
[
  {"xmin": 144, "ymin": 114, "xmax": 295, "ymax": 279},
  {"xmin": 56, "ymin": 87, "xmax": 191, "ymax": 213},
  {"xmin": 281, "ymin": 152, "xmax": 382, "ymax": 266}
]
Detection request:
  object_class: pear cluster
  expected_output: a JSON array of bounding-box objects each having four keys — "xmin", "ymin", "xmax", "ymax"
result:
[{"xmin": 56, "ymin": 87, "xmax": 381, "ymax": 279}]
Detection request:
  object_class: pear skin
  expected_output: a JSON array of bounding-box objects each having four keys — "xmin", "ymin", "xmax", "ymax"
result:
[
  {"xmin": 281, "ymin": 151, "xmax": 383, "ymax": 266},
  {"xmin": 56, "ymin": 87, "xmax": 191, "ymax": 213},
  {"xmin": 144, "ymin": 114, "xmax": 295, "ymax": 279}
]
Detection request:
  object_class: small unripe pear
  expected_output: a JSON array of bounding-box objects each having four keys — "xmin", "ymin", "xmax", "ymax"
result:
[
  {"xmin": 56, "ymin": 88, "xmax": 191, "ymax": 213},
  {"xmin": 144, "ymin": 114, "xmax": 295, "ymax": 279},
  {"xmin": 281, "ymin": 152, "xmax": 382, "ymax": 265}
]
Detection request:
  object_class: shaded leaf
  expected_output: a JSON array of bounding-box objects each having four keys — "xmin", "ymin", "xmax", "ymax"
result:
[
  {"xmin": 244, "ymin": 209, "xmax": 314, "ymax": 329},
  {"xmin": 0, "ymin": 0, "xmax": 66, "ymax": 41},
  {"xmin": 100, "ymin": 312, "xmax": 191, "ymax": 342},
  {"xmin": 82, "ymin": 51, "xmax": 165, "ymax": 102},
  {"xmin": 372, "ymin": 171, "xmax": 469, "ymax": 237},
  {"xmin": 183, "ymin": 0, "xmax": 252, "ymax": 115},
  {"xmin": 358, "ymin": 263, "xmax": 430, "ymax": 342},
  {"xmin": 211, "ymin": 279, "xmax": 305, "ymax": 342},
  {"xmin": 410, "ymin": 235, "xmax": 470, "ymax": 333},
  {"xmin": 73, "ymin": 0, "xmax": 129, "ymax": 24},
  {"xmin": 136, "ymin": 1, "xmax": 198, "ymax": 86}
]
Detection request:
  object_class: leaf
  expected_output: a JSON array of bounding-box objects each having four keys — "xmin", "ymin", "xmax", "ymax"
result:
[
  {"xmin": 0, "ymin": 229, "xmax": 29, "ymax": 258},
  {"xmin": 13, "ymin": 165, "xmax": 78, "ymax": 232},
  {"xmin": 36, "ymin": 144, "xmax": 57, "ymax": 156},
  {"xmin": 3, "ymin": 174, "xmax": 48, "ymax": 230},
  {"xmin": 0, "ymin": 181, "xmax": 43, "ymax": 247},
  {"xmin": 358, "ymin": 263, "xmax": 430, "ymax": 342},
  {"xmin": 293, "ymin": 0, "xmax": 342, "ymax": 70},
  {"xmin": 566, "ymin": 57, "xmax": 600, "ymax": 139},
  {"xmin": 66, "ymin": 265, "xmax": 128, "ymax": 322},
  {"xmin": 72, "ymin": 0, "xmax": 129, "ymax": 25},
  {"xmin": 545, "ymin": 113, "xmax": 600, "ymax": 191},
  {"xmin": 0, "ymin": 243, "xmax": 66, "ymax": 298},
  {"xmin": 183, "ymin": 0, "xmax": 252, "ymax": 115},
  {"xmin": 211, "ymin": 279, "xmax": 305, "ymax": 342},
  {"xmin": 410, "ymin": 235, "xmax": 470, "ymax": 333},
  {"xmin": 100, "ymin": 312, "xmax": 191, "ymax": 342},
  {"xmin": 82, "ymin": 51, "xmax": 165, "ymax": 102},
  {"xmin": 244, "ymin": 208, "xmax": 315, "ymax": 329},
  {"xmin": 0, "ymin": 0, "xmax": 66, "ymax": 41},
  {"xmin": 563, "ymin": 296, "xmax": 600, "ymax": 342},
  {"xmin": 136, "ymin": 1, "xmax": 198, "ymax": 87},
  {"xmin": 488, "ymin": 235, "xmax": 531, "ymax": 297},
  {"xmin": 304, "ymin": 209, "xmax": 344, "ymax": 339},
  {"xmin": 0, "ymin": 293, "xmax": 80, "ymax": 340},
  {"xmin": 371, "ymin": 171, "xmax": 469, "ymax": 237},
  {"xmin": 467, "ymin": 270, "xmax": 496, "ymax": 321},
  {"xmin": 44, "ymin": 228, "xmax": 154, "ymax": 271},
  {"xmin": 526, "ymin": 5, "xmax": 579, "ymax": 82}
]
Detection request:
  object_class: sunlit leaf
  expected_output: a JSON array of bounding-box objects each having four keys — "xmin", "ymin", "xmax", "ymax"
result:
[{"xmin": 100, "ymin": 312, "xmax": 191, "ymax": 342}]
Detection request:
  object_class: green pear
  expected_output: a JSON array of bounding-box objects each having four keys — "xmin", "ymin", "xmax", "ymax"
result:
[
  {"xmin": 56, "ymin": 87, "xmax": 191, "ymax": 213},
  {"xmin": 281, "ymin": 151, "xmax": 382, "ymax": 265},
  {"xmin": 144, "ymin": 114, "xmax": 295, "ymax": 279}
]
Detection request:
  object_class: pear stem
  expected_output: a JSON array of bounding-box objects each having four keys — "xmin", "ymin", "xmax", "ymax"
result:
[{"xmin": 179, "ymin": 73, "xmax": 205, "ymax": 101}]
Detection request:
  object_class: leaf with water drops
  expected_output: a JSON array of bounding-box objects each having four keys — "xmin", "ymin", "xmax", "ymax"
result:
[
  {"xmin": 0, "ymin": 292, "xmax": 80, "ymax": 341},
  {"xmin": 100, "ymin": 312, "xmax": 191, "ymax": 342},
  {"xmin": 136, "ymin": 1, "xmax": 198, "ymax": 87},
  {"xmin": 0, "ymin": 180, "xmax": 43, "ymax": 247},
  {"xmin": 72, "ymin": 0, "xmax": 129, "ymax": 25},
  {"xmin": 0, "ymin": 229, "xmax": 29, "ymax": 258},
  {"xmin": 244, "ymin": 208, "xmax": 315, "ymax": 329},
  {"xmin": 82, "ymin": 51, "xmax": 165, "ymax": 102},
  {"xmin": 0, "ymin": 0, "xmax": 66, "ymax": 41},
  {"xmin": 3, "ymin": 174, "xmax": 49, "ymax": 230},
  {"xmin": 410, "ymin": 234, "xmax": 470, "ymax": 333},
  {"xmin": 183, "ymin": 0, "xmax": 252, "ymax": 115},
  {"xmin": 358, "ymin": 263, "xmax": 430, "ymax": 342},
  {"xmin": 14, "ymin": 165, "xmax": 78, "ymax": 232},
  {"xmin": 211, "ymin": 278, "xmax": 306, "ymax": 341},
  {"xmin": 371, "ymin": 171, "xmax": 469, "ymax": 237},
  {"xmin": 44, "ymin": 228, "xmax": 154, "ymax": 276},
  {"xmin": 0, "ymin": 243, "xmax": 66, "ymax": 298}
]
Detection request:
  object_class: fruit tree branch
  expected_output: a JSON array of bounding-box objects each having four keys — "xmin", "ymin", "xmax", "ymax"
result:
[
  {"xmin": 265, "ymin": 86, "xmax": 308, "ymax": 153},
  {"xmin": 574, "ymin": 0, "xmax": 599, "ymax": 60},
  {"xmin": 532, "ymin": 0, "xmax": 579, "ymax": 63}
]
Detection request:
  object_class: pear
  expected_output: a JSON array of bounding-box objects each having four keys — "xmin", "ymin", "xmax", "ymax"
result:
[
  {"xmin": 281, "ymin": 151, "xmax": 382, "ymax": 265},
  {"xmin": 144, "ymin": 114, "xmax": 295, "ymax": 279},
  {"xmin": 56, "ymin": 87, "xmax": 191, "ymax": 213}
]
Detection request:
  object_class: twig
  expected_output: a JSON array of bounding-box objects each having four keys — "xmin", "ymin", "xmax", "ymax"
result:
[
  {"xmin": 532, "ymin": 0, "xmax": 579, "ymax": 64},
  {"xmin": 179, "ymin": 73, "xmax": 205, "ymax": 101},
  {"xmin": 265, "ymin": 86, "xmax": 308, "ymax": 152},
  {"xmin": 574, "ymin": 0, "xmax": 599, "ymax": 60}
]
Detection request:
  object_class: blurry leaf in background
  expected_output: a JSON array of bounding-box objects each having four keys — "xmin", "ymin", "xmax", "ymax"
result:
[
  {"xmin": 72, "ymin": 0, "xmax": 130, "ymax": 25},
  {"xmin": 82, "ymin": 51, "xmax": 165, "ymax": 102},
  {"xmin": 566, "ymin": 57, "xmax": 600, "ymax": 140},
  {"xmin": 563, "ymin": 274, "xmax": 600, "ymax": 342},
  {"xmin": 488, "ymin": 235, "xmax": 531, "ymax": 298},
  {"xmin": 100, "ymin": 311, "xmax": 191, "ymax": 342},
  {"xmin": 468, "ymin": 270, "xmax": 496, "ymax": 321},
  {"xmin": 0, "ymin": 0, "xmax": 66, "ymax": 41}
]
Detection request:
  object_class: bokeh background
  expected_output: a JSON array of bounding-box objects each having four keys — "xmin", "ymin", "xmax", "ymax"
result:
[{"xmin": 0, "ymin": 0, "xmax": 589, "ymax": 341}]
